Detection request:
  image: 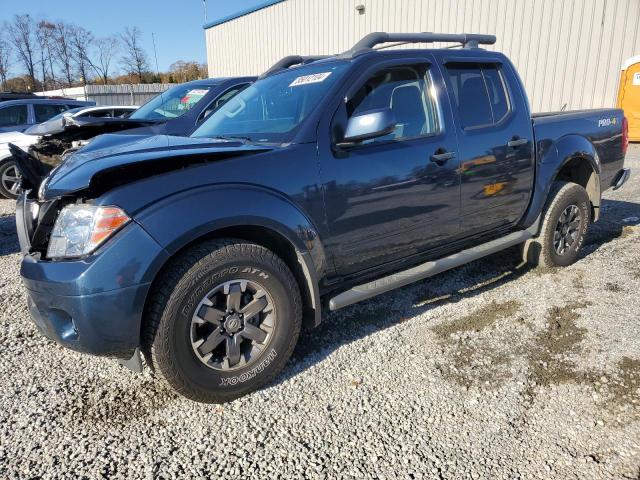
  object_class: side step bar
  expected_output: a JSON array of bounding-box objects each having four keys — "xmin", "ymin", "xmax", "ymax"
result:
[{"xmin": 328, "ymin": 219, "xmax": 540, "ymax": 311}]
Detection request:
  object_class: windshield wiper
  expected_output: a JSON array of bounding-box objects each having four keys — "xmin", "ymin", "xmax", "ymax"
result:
[{"xmin": 210, "ymin": 135, "xmax": 253, "ymax": 142}]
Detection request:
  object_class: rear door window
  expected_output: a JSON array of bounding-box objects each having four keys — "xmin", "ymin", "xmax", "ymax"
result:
[
  {"xmin": 34, "ymin": 104, "xmax": 69, "ymax": 123},
  {"xmin": 482, "ymin": 66, "xmax": 510, "ymax": 123},
  {"xmin": 445, "ymin": 63, "xmax": 511, "ymax": 129},
  {"xmin": 0, "ymin": 105, "xmax": 28, "ymax": 127}
]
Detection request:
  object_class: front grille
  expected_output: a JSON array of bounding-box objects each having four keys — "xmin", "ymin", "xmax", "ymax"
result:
[{"xmin": 16, "ymin": 193, "xmax": 60, "ymax": 256}]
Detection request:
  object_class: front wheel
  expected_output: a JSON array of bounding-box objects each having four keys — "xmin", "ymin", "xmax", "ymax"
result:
[
  {"xmin": 0, "ymin": 160, "xmax": 22, "ymax": 199},
  {"xmin": 143, "ymin": 239, "xmax": 302, "ymax": 403},
  {"xmin": 523, "ymin": 181, "xmax": 591, "ymax": 268}
]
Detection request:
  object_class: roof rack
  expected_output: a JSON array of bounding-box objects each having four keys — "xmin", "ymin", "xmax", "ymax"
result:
[
  {"xmin": 342, "ymin": 32, "xmax": 496, "ymax": 56},
  {"xmin": 260, "ymin": 55, "xmax": 331, "ymax": 78}
]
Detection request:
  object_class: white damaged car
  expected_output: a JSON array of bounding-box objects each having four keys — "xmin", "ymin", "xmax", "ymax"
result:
[{"xmin": 0, "ymin": 105, "xmax": 136, "ymax": 198}]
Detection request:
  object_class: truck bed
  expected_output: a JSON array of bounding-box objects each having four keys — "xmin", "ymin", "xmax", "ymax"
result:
[{"xmin": 532, "ymin": 108, "xmax": 626, "ymax": 190}]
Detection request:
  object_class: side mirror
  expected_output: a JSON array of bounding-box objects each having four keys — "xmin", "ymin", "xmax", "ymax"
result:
[{"xmin": 337, "ymin": 108, "xmax": 396, "ymax": 147}]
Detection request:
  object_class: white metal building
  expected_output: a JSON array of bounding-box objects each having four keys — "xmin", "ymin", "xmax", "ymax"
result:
[{"xmin": 204, "ymin": 0, "xmax": 640, "ymax": 112}]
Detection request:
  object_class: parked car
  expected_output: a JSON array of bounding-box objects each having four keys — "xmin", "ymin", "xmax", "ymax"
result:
[
  {"xmin": 0, "ymin": 105, "xmax": 137, "ymax": 198},
  {"xmin": 0, "ymin": 98, "xmax": 95, "ymax": 133},
  {"xmin": 123, "ymin": 78, "xmax": 256, "ymax": 136},
  {"xmin": 4, "ymin": 78, "xmax": 254, "ymax": 199},
  {"xmin": 14, "ymin": 32, "xmax": 630, "ymax": 403}
]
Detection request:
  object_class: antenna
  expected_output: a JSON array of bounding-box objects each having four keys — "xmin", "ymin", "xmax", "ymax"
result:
[
  {"xmin": 151, "ymin": 32, "xmax": 161, "ymax": 77},
  {"xmin": 151, "ymin": 32, "xmax": 167, "ymax": 110},
  {"xmin": 203, "ymin": 0, "xmax": 208, "ymax": 22}
]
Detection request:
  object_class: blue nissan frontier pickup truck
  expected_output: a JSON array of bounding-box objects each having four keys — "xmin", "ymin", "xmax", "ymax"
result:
[{"xmin": 14, "ymin": 32, "xmax": 631, "ymax": 403}]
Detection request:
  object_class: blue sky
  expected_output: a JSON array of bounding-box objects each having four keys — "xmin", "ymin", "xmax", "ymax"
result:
[{"xmin": 1, "ymin": 0, "xmax": 266, "ymax": 72}]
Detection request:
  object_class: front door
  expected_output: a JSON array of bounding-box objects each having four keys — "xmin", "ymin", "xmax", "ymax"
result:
[{"xmin": 319, "ymin": 60, "xmax": 460, "ymax": 276}]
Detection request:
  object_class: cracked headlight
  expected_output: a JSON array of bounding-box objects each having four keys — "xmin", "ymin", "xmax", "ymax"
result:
[{"xmin": 47, "ymin": 205, "xmax": 130, "ymax": 259}]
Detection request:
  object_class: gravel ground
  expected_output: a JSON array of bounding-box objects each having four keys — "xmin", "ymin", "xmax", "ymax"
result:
[{"xmin": 0, "ymin": 148, "xmax": 639, "ymax": 479}]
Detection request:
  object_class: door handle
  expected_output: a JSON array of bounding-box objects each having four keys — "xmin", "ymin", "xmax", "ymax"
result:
[
  {"xmin": 430, "ymin": 150, "xmax": 455, "ymax": 165},
  {"xmin": 507, "ymin": 137, "xmax": 528, "ymax": 148}
]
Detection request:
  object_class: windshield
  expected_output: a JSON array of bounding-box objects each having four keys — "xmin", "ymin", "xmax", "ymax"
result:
[
  {"xmin": 192, "ymin": 62, "xmax": 349, "ymax": 143},
  {"xmin": 129, "ymin": 84, "xmax": 213, "ymax": 121}
]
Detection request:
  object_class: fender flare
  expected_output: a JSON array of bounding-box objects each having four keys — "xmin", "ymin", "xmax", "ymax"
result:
[
  {"xmin": 520, "ymin": 135, "xmax": 602, "ymax": 228},
  {"xmin": 134, "ymin": 183, "xmax": 326, "ymax": 327}
]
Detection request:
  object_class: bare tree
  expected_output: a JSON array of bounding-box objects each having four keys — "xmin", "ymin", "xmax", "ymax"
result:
[
  {"xmin": 90, "ymin": 36, "xmax": 119, "ymax": 85},
  {"xmin": 53, "ymin": 22, "xmax": 74, "ymax": 86},
  {"xmin": 7, "ymin": 14, "xmax": 37, "ymax": 90},
  {"xmin": 70, "ymin": 26, "xmax": 93, "ymax": 85},
  {"xmin": 169, "ymin": 60, "xmax": 204, "ymax": 83},
  {"xmin": 42, "ymin": 22, "xmax": 57, "ymax": 88},
  {"xmin": 36, "ymin": 21, "xmax": 56, "ymax": 90},
  {"xmin": 0, "ymin": 39, "xmax": 11, "ymax": 90},
  {"xmin": 120, "ymin": 26, "xmax": 149, "ymax": 81}
]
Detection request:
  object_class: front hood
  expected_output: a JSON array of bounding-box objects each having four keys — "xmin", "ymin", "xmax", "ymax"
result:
[{"xmin": 42, "ymin": 134, "xmax": 272, "ymax": 199}]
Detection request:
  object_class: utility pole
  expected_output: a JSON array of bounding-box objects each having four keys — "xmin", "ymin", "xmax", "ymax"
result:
[{"xmin": 151, "ymin": 32, "xmax": 161, "ymax": 79}]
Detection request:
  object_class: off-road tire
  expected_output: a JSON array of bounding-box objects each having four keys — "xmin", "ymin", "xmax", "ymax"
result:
[
  {"xmin": 523, "ymin": 181, "xmax": 590, "ymax": 268},
  {"xmin": 143, "ymin": 239, "xmax": 302, "ymax": 403}
]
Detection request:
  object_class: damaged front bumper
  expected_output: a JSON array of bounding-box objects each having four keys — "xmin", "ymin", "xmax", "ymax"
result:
[{"xmin": 16, "ymin": 193, "xmax": 169, "ymax": 359}]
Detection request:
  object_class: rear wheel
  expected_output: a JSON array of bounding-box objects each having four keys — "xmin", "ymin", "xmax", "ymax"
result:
[
  {"xmin": 143, "ymin": 239, "xmax": 302, "ymax": 403},
  {"xmin": 0, "ymin": 160, "xmax": 21, "ymax": 199},
  {"xmin": 523, "ymin": 181, "xmax": 590, "ymax": 268}
]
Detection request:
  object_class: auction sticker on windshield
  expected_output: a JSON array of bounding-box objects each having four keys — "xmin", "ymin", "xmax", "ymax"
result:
[
  {"xmin": 289, "ymin": 72, "xmax": 332, "ymax": 87},
  {"xmin": 181, "ymin": 89, "xmax": 209, "ymax": 103},
  {"xmin": 187, "ymin": 89, "xmax": 209, "ymax": 96},
  {"xmin": 180, "ymin": 89, "xmax": 210, "ymax": 110}
]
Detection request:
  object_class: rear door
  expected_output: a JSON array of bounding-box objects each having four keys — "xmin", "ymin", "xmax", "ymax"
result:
[
  {"xmin": 319, "ymin": 57, "xmax": 460, "ymax": 276},
  {"xmin": 440, "ymin": 58, "xmax": 534, "ymax": 236}
]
